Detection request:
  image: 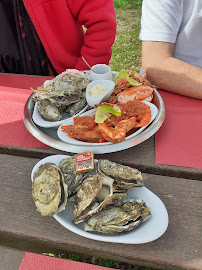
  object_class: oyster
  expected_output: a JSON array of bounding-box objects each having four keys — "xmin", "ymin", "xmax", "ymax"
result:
[
  {"xmin": 84, "ymin": 199, "xmax": 151, "ymax": 233},
  {"xmin": 98, "ymin": 159, "xmax": 144, "ymax": 188},
  {"xmin": 32, "ymin": 162, "xmax": 67, "ymax": 216},
  {"xmin": 32, "ymin": 69, "xmax": 89, "ymax": 121},
  {"xmin": 59, "ymin": 156, "xmax": 85, "ymax": 197},
  {"xmin": 68, "ymin": 91, "xmax": 87, "ymax": 116},
  {"xmin": 54, "ymin": 70, "xmax": 89, "ymax": 91},
  {"xmin": 72, "ymin": 174, "xmax": 126, "ymax": 224}
]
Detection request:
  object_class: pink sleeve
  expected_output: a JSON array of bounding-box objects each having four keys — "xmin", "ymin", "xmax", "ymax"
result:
[{"xmin": 67, "ymin": 0, "xmax": 117, "ymax": 70}]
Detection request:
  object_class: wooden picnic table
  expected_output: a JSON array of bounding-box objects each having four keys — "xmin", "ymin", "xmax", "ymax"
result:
[
  {"xmin": 0, "ymin": 72, "xmax": 201, "ymax": 270},
  {"xmin": 0, "ymin": 142, "xmax": 202, "ymax": 270}
]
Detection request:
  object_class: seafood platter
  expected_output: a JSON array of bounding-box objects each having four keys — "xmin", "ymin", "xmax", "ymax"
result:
[
  {"xmin": 29, "ymin": 70, "xmax": 168, "ymax": 243},
  {"xmin": 24, "ymin": 68, "xmax": 166, "ymax": 153},
  {"xmin": 31, "ymin": 153, "xmax": 168, "ymax": 244}
]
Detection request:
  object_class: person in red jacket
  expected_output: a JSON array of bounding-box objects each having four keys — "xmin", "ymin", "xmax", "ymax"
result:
[{"xmin": 0, "ymin": 0, "xmax": 116, "ymax": 76}]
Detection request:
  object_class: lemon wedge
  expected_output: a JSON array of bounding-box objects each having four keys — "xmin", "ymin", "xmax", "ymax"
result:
[
  {"xmin": 95, "ymin": 107, "xmax": 111, "ymax": 123},
  {"xmin": 101, "ymin": 105, "xmax": 122, "ymax": 116},
  {"xmin": 128, "ymin": 77, "xmax": 142, "ymax": 87},
  {"xmin": 113, "ymin": 70, "xmax": 142, "ymax": 87},
  {"xmin": 95, "ymin": 105, "xmax": 122, "ymax": 123},
  {"xmin": 113, "ymin": 70, "xmax": 129, "ymax": 85}
]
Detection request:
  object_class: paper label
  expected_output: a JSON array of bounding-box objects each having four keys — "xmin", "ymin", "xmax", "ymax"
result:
[{"xmin": 75, "ymin": 151, "xmax": 94, "ymax": 173}]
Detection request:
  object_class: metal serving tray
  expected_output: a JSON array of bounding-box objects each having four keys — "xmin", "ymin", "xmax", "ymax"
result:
[{"xmin": 23, "ymin": 88, "xmax": 165, "ymax": 154}]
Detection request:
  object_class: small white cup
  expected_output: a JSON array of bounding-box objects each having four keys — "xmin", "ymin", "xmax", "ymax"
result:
[{"xmin": 90, "ymin": 64, "xmax": 112, "ymax": 81}]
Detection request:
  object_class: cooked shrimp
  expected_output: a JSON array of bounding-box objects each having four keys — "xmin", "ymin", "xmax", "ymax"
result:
[
  {"xmin": 61, "ymin": 115, "xmax": 101, "ymax": 143},
  {"xmin": 73, "ymin": 116, "xmax": 97, "ymax": 129},
  {"xmin": 61, "ymin": 116, "xmax": 96, "ymax": 133},
  {"xmin": 118, "ymin": 86, "xmax": 154, "ymax": 103},
  {"xmin": 126, "ymin": 70, "xmax": 152, "ymax": 86},
  {"xmin": 68, "ymin": 126, "xmax": 102, "ymax": 143},
  {"xmin": 98, "ymin": 116, "xmax": 137, "ymax": 143}
]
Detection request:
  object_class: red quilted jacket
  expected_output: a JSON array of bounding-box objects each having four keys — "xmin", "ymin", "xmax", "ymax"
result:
[{"xmin": 23, "ymin": 0, "xmax": 117, "ymax": 73}]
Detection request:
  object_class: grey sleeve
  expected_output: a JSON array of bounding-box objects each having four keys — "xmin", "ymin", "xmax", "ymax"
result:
[{"xmin": 139, "ymin": 0, "xmax": 183, "ymax": 43}]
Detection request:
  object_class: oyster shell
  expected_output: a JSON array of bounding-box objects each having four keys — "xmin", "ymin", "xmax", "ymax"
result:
[
  {"xmin": 84, "ymin": 199, "xmax": 151, "ymax": 233},
  {"xmin": 68, "ymin": 91, "xmax": 87, "ymax": 116},
  {"xmin": 98, "ymin": 159, "xmax": 144, "ymax": 187},
  {"xmin": 33, "ymin": 88, "xmax": 81, "ymax": 121},
  {"xmin": 54, "ymin": 70, "xmax": 89, "ymax": 91},
  {"xmin": 36, "ymin": 99, "xmax": 68, "ymax": 121},
  {"xmin": 72, "ymin": 174, "xmax": 126, "ymax": 224},
  {"xmin": 59, "ymin": 156, "xmax": 85, "ymax": 197},
  {"xmin": 32, "ymin": 69, "xmax": 89, "ymax": 121},
  {"xmin": 32, "ymin": 162, "xmax": 67, "ymax": 216}
]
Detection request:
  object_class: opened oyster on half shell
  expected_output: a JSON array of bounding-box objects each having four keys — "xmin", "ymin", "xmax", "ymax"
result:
[
  {"xmin": 32, "ymin": 162, "xmax": 67, "ymax": 216},
  {"xmin": 72, "ymin": 174, "xmax": 125, "ymax": 224},
  {"xmin": 84, "ymin": 199, "xmax": 151, "ymax": 233},
  {"xmin": 97, "ymin": 159, "xmax": 144, "ymax": 189},
  {"xmin": 59, "ymin": 156, "xmax": 87, "ymax": 198},
  {"xmin": 32, "ymin": 69, "xmax": 89, "ymax": 121},
  {"xmin": 72, "ymin": 160, "xmax": 144, "ymax": 224}
]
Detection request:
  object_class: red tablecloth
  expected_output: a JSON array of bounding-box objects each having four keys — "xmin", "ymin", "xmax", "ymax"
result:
[
  {"xmin": 0, "ymin": 74, "xmax": 51, "ymax": 149},
  {"xmin": 0, "ymin": 73, "xmax": 50, "ymax": 89},
  {"xmin": 19, "ymin": 252, "xmax": 113, "ymax": 270},
  {"xmin": 155, "ymin": 90, "xmax": 202, "ymax": 170}
]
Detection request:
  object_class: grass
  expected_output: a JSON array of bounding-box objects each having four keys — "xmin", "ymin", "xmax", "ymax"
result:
[
  {"xmin": 114, "ymin": 0, "xmax": 143, "ymax": 9},
  {"xmin": 47, "ymin": 252, "xmax": 156, "ymax": 270},
  {"xmin": 45, "ymin": 2, "xmax": 160, "ymax": 269},
  {"xmin": 109, "ymin": 1, "xmax": 142, "ymax": 72}
]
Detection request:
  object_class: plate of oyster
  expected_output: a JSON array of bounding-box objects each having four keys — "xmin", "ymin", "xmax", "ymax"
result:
[
  {"xmin": 31, "ymin": 155, "xmax": 168, "ymax": 244},
  {"xmin": 32, "ymin": 69, "xmax": 89, "ymax": 128}
]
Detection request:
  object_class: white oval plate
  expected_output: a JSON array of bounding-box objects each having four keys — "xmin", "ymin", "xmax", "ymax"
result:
[
  {"xmin": 31, "ymin": 155, "xmax": 169, "ymax": 244},
  {"xmin": 57, "ymin": 102, "xmax": 158, "ymax": 146},
  {"xmin": 32, "ymin": 103, "xmax": 88, "ymax": 128}
]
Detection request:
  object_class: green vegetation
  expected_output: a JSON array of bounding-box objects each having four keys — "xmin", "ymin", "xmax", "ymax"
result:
[
  {"xmin": 114, "ymin": 0, "xmax": 143, "ymax": 9},
  {"xmin": 110, "ymin": 1, "xmax": 142, "ymax": 72},
  {"xmin": 47, "ymin": 252, "xmax": 157, "ymax": 270}
]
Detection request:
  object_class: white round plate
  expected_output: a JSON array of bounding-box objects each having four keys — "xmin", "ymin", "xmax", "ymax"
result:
[
  {"xmin": 57, "ymin": 102, "xmax": 158, "ymax": 146},
  {"xmin": 31, "ymin": 155, "xmax": 169, "ymax": 244},
  {"xmin": 32, "ymin": 103, "xmax": 88, "ymax": 128}
]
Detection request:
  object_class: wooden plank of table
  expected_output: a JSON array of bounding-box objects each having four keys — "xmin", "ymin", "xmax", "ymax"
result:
[
  {"xmin": 0, "ymin": 136, "xmax": 202, "ymax": 180},
  {"xmin": 0, "ymin": 154, "xmax": 201, "ymax": 270}
]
